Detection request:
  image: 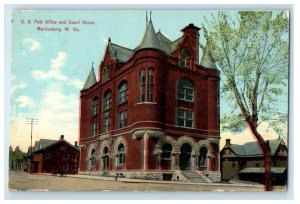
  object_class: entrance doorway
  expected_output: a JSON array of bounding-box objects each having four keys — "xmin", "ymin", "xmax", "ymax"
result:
[
  {"xmin": 179, "ymin": 143, "xmax": 192, "ymax": 170},
  {"xmin": 102, "ymin": 146, "xmax": 109, "ymax": 170}
]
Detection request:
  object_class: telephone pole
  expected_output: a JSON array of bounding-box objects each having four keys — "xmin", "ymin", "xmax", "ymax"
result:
[{"xmin": 26, "ymin": 118, "xmax": 38, "ymax": 156}]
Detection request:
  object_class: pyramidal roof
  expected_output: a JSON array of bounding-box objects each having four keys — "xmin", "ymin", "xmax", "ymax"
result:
[
  {"xmin": 138, "ymin": 19, "xmax": 161, "ymax": 50},
  {"xmin": 200, "ymin": 45, "xmax": 217, "ymax": 69},
  {"xmin": 82, "ymin": 65, "xmax": 97, "ymax": 90}
]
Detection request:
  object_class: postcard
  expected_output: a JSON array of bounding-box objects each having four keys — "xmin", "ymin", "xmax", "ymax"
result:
[{"xmin": 9, "ymin": 9, "xmax": 289, "ymax": 192}]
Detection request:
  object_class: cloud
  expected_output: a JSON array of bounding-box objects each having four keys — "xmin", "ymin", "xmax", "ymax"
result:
[
  {"xmin": 31, "ymin": 52, "xmax": 83, "ymax": 89},
  {"xmin": 50, "ymin": 52, "xmax": 67, "ymax": 70},
  {"xmin": 23, "ymin": 38, "xmax": 41, "ymax": 52},
  {"xmin": 11, "ymin": 82, "xmax": 27, "ymax": 93},
  {"xmin": 10, "ymin": 87, "xmax": 80, "ymax": 152},
  {"xmin": 32, "ymin": 52, "xmax": 68, "ymax": 81},
  {"xmin": 16, "ymin": 96, "xmax": 34, "ymax": 108}
]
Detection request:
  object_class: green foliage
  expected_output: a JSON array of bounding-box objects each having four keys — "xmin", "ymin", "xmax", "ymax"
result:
[{"xmin": 203, "ymin": 11, "xmax": 289, "ymax": 134}]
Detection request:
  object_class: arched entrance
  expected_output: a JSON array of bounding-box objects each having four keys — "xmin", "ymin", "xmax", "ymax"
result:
[
  {"xmin": 102, "ymin": 146, "xmax": 109, "ymax": 170},
  {"xmin": 179, "ymin": 143, "xmax": 192, "ymax": 170},
  {"xmin": 89, "ymin": 149, "xmax": 96, "ymax": 170},
  {"xmin": 161, "ymin": 143, "xmax": 172, "ymax": 170}
]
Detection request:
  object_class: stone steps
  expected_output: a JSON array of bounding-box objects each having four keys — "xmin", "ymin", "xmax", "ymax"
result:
[{"xmin": 181, "ymin": 171, "xmax": 211, "ymax": 183}]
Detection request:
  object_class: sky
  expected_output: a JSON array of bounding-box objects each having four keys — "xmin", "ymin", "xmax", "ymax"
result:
[{"xmin": 10, "ymin": 10, "xmax": 289, "ymax": 152}]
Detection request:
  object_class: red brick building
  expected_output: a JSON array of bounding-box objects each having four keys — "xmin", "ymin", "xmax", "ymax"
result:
[
  {"xmin": 30, "ymin": 135, "xmax": 80, "ymax": 175},
  {"xmin": 79, "ymin": 17, "xmax": 220, "ymax": 181}
]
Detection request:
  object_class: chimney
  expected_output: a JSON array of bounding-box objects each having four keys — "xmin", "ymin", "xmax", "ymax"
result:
[
  {"xmin": 226, "ymin": 139, "xmax": 231, "ymax": 146},
  {"xmin": 75, "ymin": 141, "xmax": 78, "ymax": 147},
  {"xmin": 60, "ymin": 135, "xmax": 64, "ymax": 140}
]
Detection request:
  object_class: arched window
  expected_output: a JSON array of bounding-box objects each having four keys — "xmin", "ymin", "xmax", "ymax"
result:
[
  {"xmin": 178, "ymin": 78, "xmax": 194, "ymax": 102},
  {"xmin": 103, "ymin": 146, "xmax": 109, "ymax": 155},
  {"xmin": 138, "ymin": 69, "xmax": 145, "ymax": 102},
  {"xmin": 147, "ymin": 68, "xmax": 154, "ymax": 102},
  {"xmin": 118, "ymin": 143, "xmax": 125, "ymax": 165},
  {"xmin": 90, "ymin": 149, "xmax": 96, "ymax": 170},
  {"xmin": 161, "ymin": 143, "xmax": 172, "ymax": 159},
  {"xmin": 180, "ymin": 49, "xmax": 191, "ymax": 68},
  {"xmin": 119, "ymin": 81, "xmax": 128, "ymax": 104},
  {"xmin": 91, "ymin": 97, "xmax": 98, "ymax": 116},
  {"xmin": 102, "ymin": 66, "xmax": 110, "ymax": 83},
  {"xmin": 199, "ymin": 147, "xmax": 208, "ymax": 167},
  {"xmin": 103, "ymin": 90, "xmax": 112, "ymax": 111}
]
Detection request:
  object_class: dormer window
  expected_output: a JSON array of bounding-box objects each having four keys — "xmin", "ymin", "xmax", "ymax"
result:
[
  {"xmin": 180, "ymin": 49, "xmax": 191, "ymax": 68},
  {"xmin": 102, "ymin": 66, "xmax": 110, "ymax": 83}
]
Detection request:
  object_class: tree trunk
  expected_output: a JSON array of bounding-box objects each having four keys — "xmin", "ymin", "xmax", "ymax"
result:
[{"xmin": 248, "ymin": 123, "xmax": 272, "ymax": 191}]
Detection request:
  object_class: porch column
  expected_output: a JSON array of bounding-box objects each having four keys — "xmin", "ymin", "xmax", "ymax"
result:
[
  {"xmin": 143, "ymin": 132, "xmax": 149, "ymax": 170},
  {"xmin": 207, "ymin": 156, "xmax": 211, "ymax": 171},
  {"xmin": 190, "ymin": 156, "xmax": 195, "ymax": 171},
  {"xmin": 157, "ymin": 154, "xmax": 162, "ymax": 170},
  {"xmin": 172, "ymin": 152, "xmax": 180, "ymax": 170}
]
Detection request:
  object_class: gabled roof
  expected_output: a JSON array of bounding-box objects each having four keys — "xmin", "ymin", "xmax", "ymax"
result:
[
  {"xmin": 137, "ymin": 19, "xmax": 161, "ymax": 51},
  {"xmin": 110, "ymin": 43, "xmax": 134, "ymax": 62},
  {"xmin": 170, "ymin": 37, "xmax": 182, "ymax": 53},
  {"xmin": 200, "ymin": 45, "xmax": 217, "ymax": 69},
  {"xmin": 225, "ymin": 138, "xmax": 285, "ymax": 157},
  {"xmin": 33, "ymin": 138, "xmax": 80, "ymax": 153},
  {"xmin": 156, "ymin": 31, "xmax": 172, "ymax": 54},
  {"xmin": 229, "ymin": 144, "xmax": 246, "ymax": 155},
  {"xmin": 33, "ymin": 139, "xmax": 57, "ymax": 152},
  {"xmin": 82, "ymin": 66, "xmax": 97, "ymax": 90}
]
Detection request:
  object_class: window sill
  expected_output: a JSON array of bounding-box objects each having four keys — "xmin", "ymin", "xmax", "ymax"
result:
[
  {"xmin": 118, "ymin": 101, "xmax": 128, "ymax": 106},
  {"xmin": 178, "ymin": 99, "xmax": 194, "ymax": 103},
  {"xmin": 135, "ymin": 102, "xmax": 157, "ymax": 105},
  {"xmin": 174, "ymin": 125, "xmax": 195, "ymax": 129}
]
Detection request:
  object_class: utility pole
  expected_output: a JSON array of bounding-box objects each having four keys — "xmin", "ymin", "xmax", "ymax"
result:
[{"xmin": 26, "ymin": 118, "xmax": 38, "ymax": 173}]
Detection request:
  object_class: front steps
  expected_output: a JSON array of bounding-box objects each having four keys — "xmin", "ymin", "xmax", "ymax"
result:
[{"xmin": 181, "ymin": 171, "xmax": 212, "ymax": 183}]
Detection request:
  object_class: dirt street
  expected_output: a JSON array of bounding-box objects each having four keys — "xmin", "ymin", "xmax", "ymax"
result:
[{"xmin": 8, "ymin": 171, "xmax": 286, "ymax": 192}]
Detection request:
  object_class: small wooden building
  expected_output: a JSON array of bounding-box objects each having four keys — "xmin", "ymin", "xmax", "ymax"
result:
[
  {"xmin": 220, "ymin": 138, "xmax": 287, "ymax": 185},
  {"xmin": 30, "ymin": 135, "xmax": 80, "ymax": 175}
]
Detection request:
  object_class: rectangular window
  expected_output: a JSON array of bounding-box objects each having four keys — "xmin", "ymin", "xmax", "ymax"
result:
[
  {"xmin": 64, "ymin": 153, "xmax": 69, "ymax": 160},
  {"xmin": 118, "ymin": 111, "xmax": 127, "ymax": 128},
  {"xmin": 91, "ymin": 100, "xmax": 98, "ymax": 116},
  {"xmin": 90, "ymin": 122, "xmax": 97, "ymax": 136},
  {"xmin": 103, "ymin": 112, "xmax": 110, "ymax": 133},
  {"xmin": 104, "ymin": 98, "xmax": 111, "ymax": 111},
  {"xmin": 119, "ymin": 153, "xmax": 125, "ymax": 165},
  {"xmin": 177, "ymin": 108, "xmax": 194, "ymax": 128},
  {"xmin": 147, "ymin": 85, "xmax": 153, "ymax": 102},
  {"xmin": 119, "ymin": 89, "xmax": 127, "ymax": 104},
  {"xmin": 178, "ymin": 86, "xmax": 194, "ymax": 102},
  {"xmin": 45, "ymin": 153, "xmax": 50, "ymax": 160}
]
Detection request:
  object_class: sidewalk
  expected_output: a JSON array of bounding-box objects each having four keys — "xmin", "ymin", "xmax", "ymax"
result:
[{"xmin": 58, "ymin": 173, "xmax": 265, "ymax": 188}]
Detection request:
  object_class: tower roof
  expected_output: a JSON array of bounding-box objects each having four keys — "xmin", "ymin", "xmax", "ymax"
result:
[
  {"xmin": 82, "ymin": 65, "xmax": 97, "ymax": 90},
  {"xmin": 200, "ymin": 45, "xmax": 217, "ymax": 69},
  {"xmin": 137, "ymin": 19, "xmax": 161, "ymax": 50}
]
